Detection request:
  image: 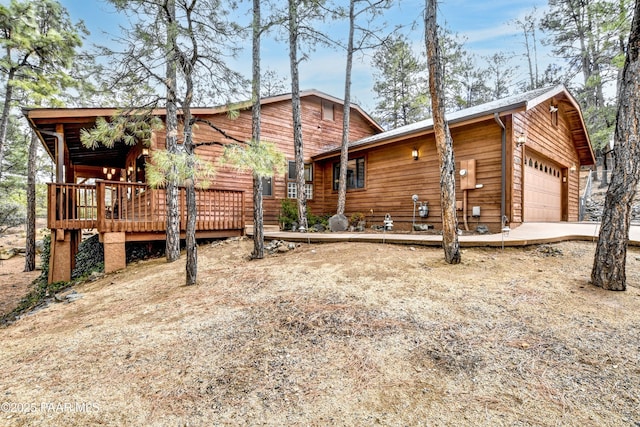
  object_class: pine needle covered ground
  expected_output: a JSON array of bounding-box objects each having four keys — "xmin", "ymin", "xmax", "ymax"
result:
[{"xmin": 1, "ymin": 238, "xmax": 639, "ymax": 426}]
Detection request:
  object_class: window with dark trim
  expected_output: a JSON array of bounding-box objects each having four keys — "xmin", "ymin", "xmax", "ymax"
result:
[
  {"xmin": 333, "ymin": 157, "xmax": 365, "ymax": 190},
  {"xmin": 261, "ymin": 176, "xmax": 273, "ymax": 197},
  {"xmin": 287, "ymin": 161, "xmax": 313, "ymax": 199}
]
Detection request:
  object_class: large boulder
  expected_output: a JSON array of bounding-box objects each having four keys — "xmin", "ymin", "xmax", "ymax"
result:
[{"xmin": 328, "ymin": 214, "xmax": 349, "ymax": 232}]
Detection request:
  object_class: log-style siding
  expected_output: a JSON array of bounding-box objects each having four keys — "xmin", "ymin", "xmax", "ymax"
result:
[
  {"xmin": 314, "ymin": 118, "xmax": 505, "ymax": 231},
  {"xmin": 30, "ymin": 86, "xmax": 592, "ymax": 237},
  {"xmin": 312, "ymin": 99, "xmax": 585, "ymax": 233},
  {"xmin": 150, "ymin": 95, "xmax": 380, "ymax": 225},
  {"xmin": 512, "ymin": 99, "xmax": 581, "ymax": 224}
]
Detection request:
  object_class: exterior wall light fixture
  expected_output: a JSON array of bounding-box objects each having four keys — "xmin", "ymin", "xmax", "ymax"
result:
[{"xmin": 412, "ymin": 148, "xmax": 419, "ymax": 160}]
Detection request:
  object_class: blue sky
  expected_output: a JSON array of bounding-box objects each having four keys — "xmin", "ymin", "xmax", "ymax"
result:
[{"xmin": 56, "ymin": 0, "xmax": 551, "ymax": 112}]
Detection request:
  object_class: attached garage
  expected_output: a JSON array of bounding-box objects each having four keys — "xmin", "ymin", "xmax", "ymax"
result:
[
  {"xmin": 524, "ymin": 151, "xmax": 563, "ymax": 222},
  {"xmin": 312, "ymin": 85, "xmax": 595, "ymax": 232}
]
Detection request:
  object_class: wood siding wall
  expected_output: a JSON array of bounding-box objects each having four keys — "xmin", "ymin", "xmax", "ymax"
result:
[
  {"xmin": 314, "ymin": 118, "xmax": 505, "ymax": 232},
  {"xmin": 151, "ymin": 95, "xmax": 379, "ymax": 225},
  {"xmin": 512, "ymin": 99, "xmax": 581, "ymax": 224}
]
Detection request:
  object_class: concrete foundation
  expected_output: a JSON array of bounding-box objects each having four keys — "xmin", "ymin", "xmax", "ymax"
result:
[
  {"xmin": 48, "ymin": 229, "xmax": 80, "ymax": 284},
  {"xmin": 102, "ymin": 232, "xmax": 126, "ymax": 273}
]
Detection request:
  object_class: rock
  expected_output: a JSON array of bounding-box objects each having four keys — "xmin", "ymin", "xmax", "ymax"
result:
[
  {"xmin": 476, "ymin": 225, "xmax": 490, "ymax": 234},
  {"xmin": 277, "ymin": 245, "xmax": 289, "ymax": 253},
  {"xmin": 65, "ymin": 291, "xmax": 83, "ymax": 303},
  {"xmin": 287, "ymin": 243, "xmax": 296, "ymax": 250},
  {"xmin": 311, "ymin": 223, "xmax": 325, "ymax": 232},
  {"xmin": 329, "ymin": 214, "xmax": 349, "ymax": 232},
  {"xmin": 88, "ymin": 271, "xmax": 104, "ymax": 282},
  {"xmin": 0, "ymin": 248, "xmax": 17, "ymax": 260},
  {"xmin": 537, "ymin": 244, "xmax": 563, "ymax": 257},
  {"xmin": 35, "ymin": 240, "xmax": 44, "ymax": 254},
  {"xmin": 413, "ymin": 224, "xmax": 433, "ymax": 231}
]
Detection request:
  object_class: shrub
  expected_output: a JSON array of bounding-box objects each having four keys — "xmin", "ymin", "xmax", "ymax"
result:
[
  {"xmin": 278, "ymin": 199, "xmax": 299, "ymax": 230},
  {"xmin": 278, "ymin": 199, "xmax": 329, "ymax": 230},
  {"xmin": 0, "ymin": 201, "xmax": 25, "ymax": 234},
  {"xmin": 349, "ymin": 212, "xmax": 365, "ymax": 226}
]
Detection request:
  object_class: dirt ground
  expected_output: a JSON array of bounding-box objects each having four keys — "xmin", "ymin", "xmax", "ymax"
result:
[
  {"xmin": 0, "ymin": 223, "xmax": 44, "ymax": 317},
  {"xmin": 1, "ymin": 236, "xmax": 639, "ymax": 426}
]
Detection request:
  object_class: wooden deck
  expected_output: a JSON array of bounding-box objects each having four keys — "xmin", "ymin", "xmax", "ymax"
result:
[{"xmin": 47, "ymin": 181, "xmax": 245, "ymax": 238}]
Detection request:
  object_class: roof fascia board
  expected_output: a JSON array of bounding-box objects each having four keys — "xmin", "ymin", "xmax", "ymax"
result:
[{"xmin": 313, "ymin": 107, "xmax": 523, "ymax": 161}]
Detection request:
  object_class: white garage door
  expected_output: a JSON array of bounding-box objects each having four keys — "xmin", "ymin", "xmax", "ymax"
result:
[{"xmin": 524, "ymin": 152, "xmax": 562, "ymax": 222}]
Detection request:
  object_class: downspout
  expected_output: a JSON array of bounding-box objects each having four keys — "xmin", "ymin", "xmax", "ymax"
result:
[{"xmin": 494, "ymin": 113, "xmax": 506, "ymax": 230}]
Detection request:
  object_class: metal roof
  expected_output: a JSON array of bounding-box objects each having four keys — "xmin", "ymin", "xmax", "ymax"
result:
[{"xmin": 314, "ymin": 85, "xmax": 595, "ymax": 166}]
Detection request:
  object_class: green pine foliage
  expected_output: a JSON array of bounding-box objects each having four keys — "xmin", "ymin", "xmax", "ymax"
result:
[
  {"xmin": 80, "ymin": 113, "xmax": 163, "ymax": 149},
  {"xmin": 145, "ymin": 150, "xmax": 217, "ymax": 189},
  {"xmin": 220, "ymin": 139, "xmax": 287, "ymax": 179}
]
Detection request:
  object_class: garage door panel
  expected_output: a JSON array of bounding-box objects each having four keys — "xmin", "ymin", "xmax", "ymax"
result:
[{"xmin": 524, "ymin": 152, "xmax": 562, "ymax": 222}]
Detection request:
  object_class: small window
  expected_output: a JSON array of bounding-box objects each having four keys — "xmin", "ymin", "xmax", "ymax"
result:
[
  {"xmin": 261, "ymin": 176, "xmax": 273, "ymax": 197},
  {"xmin": 287, "ymin": 161, "xmax": 313, "ymax": 181},
  {"xmin": 333, "ymin": 157, "xmax": 365, "ymax": 190},
  {"xmin": 287, "ymin": 182, "xmax": 313, "ymax": 199},
  {"xmin": 287, "ymin": 161, "xmax": 313, "ymax": 200},
  {"xmin": 322, "ymin": 100, "xmax": 334, "ymax": 121}
]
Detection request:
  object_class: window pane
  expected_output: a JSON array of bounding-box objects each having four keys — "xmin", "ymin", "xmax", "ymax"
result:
[
  {"xmin": 322, "ymin": 100, "xmax": 334, "ymax": 121},
  {"xmin": 305, "ymin": 183, "xmax": 313, "ymax": 200},
  {"xmin": 304, "ymin": 163, "xmax": 313, "ymax": 181},
  {"xmin": 289, "ymin": 162, "xmax": 313, "ymax": 181},
  {"xmin": 333, "ymin": 157, "xmax": 365, "ymax": 190},
  {"xmin": 287, "ymin": 182, "xmax": 297, "ymax": 198},
  {"xmin": 288, "ymin": 161, "xmax": 296, "ymax": 180},
  {"xmin": 261, "ymin": 176, "xmax": 272, "ymax": 196},
  {"xmin": 356, "ymin": 158, "xmax": 365, "ymax": 188}
]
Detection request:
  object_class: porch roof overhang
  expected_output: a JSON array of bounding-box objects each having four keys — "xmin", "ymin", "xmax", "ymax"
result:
[
  {"xmin": 312, "ymin": 85, "xmax": 596, "ymax": 166},
  {"xmin": 23, "ymin": 107, "xmax": 133, "ymax": 170}
]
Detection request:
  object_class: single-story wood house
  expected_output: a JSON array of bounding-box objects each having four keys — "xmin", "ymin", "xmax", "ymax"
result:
[
  {"xmin": 25, "ymin": 85, "xmax": 594, "ymax": 283},
  {"xmin": 312, "ymin": 84, "xmax": 595, "ymax": 232}
]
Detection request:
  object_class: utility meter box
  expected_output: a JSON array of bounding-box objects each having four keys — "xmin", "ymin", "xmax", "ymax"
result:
[
  {"xmin": 472, "ymin": 206, "xmax": 481, "ymax": 217},
  {"xmin": 460, "ymin": 159, "xmax": 477, "ymax": 190}
]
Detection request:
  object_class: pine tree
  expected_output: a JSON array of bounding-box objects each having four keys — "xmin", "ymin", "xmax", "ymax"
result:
[
  {"xmin": 425, "ymin": 0, "xmax": 460, "ymax": 264},
  {"xmin": 591, "ymin": 0, "xmax": 640, "ymax": 291},
  {"xmin": 372, "ymin": 35, "xmax": 429, "ymax": 129}
]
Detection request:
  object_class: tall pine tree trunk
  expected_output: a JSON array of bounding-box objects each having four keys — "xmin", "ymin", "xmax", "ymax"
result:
[
  {"xmin": 425, "ymin": 0, "xmax": 460, "ymax": 264},
  {"xmin": 164, "ymin": 0, "xmax": 180, "ymax": 263},
  {"xmin": 0, "ymin": 67, "xmax": 15, "ymax": 181},
  {"xmin": 24, "ymin": 131, "xmax": 38, "ymax": 272},
  {"xmin": 591, "ymin": 0, "xmax": 640, "ymax": 291},
  {"xmin": 252, "ymin": 0, "xmax": 265, "ymax": 258},
  {"xmin": 183, "ymin": 103, "xmax": 197, "ymax": 285},
  {"xmin": 288, "ymin": 0, "xmax": 307, "ymax": 230},
  {"xmin": 337, "ymin": 0, "xmax": 355, "ymax": 216},
  {"xmin": 184, "ymin": 153, "xmax": 197, "ymax": 285}
]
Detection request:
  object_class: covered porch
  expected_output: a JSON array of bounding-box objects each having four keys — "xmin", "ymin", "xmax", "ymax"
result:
[{"xmin": 25, "ymin": 108, "xmax": 245, "ymax": 284}]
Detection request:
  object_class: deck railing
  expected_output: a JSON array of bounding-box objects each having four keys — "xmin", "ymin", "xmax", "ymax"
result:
[
  {"xmin": 47, "ymin": 183, "xmax": 99, "ymax": 230},
  {"xmin": 48, "ymin": 181, "xmax": 244, "ymax": 234}
]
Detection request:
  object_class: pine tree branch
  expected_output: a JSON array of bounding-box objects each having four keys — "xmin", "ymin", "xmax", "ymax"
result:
[{"xmin": 191, "ymin": 117, "xmax": 246, "ymax": 144}]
